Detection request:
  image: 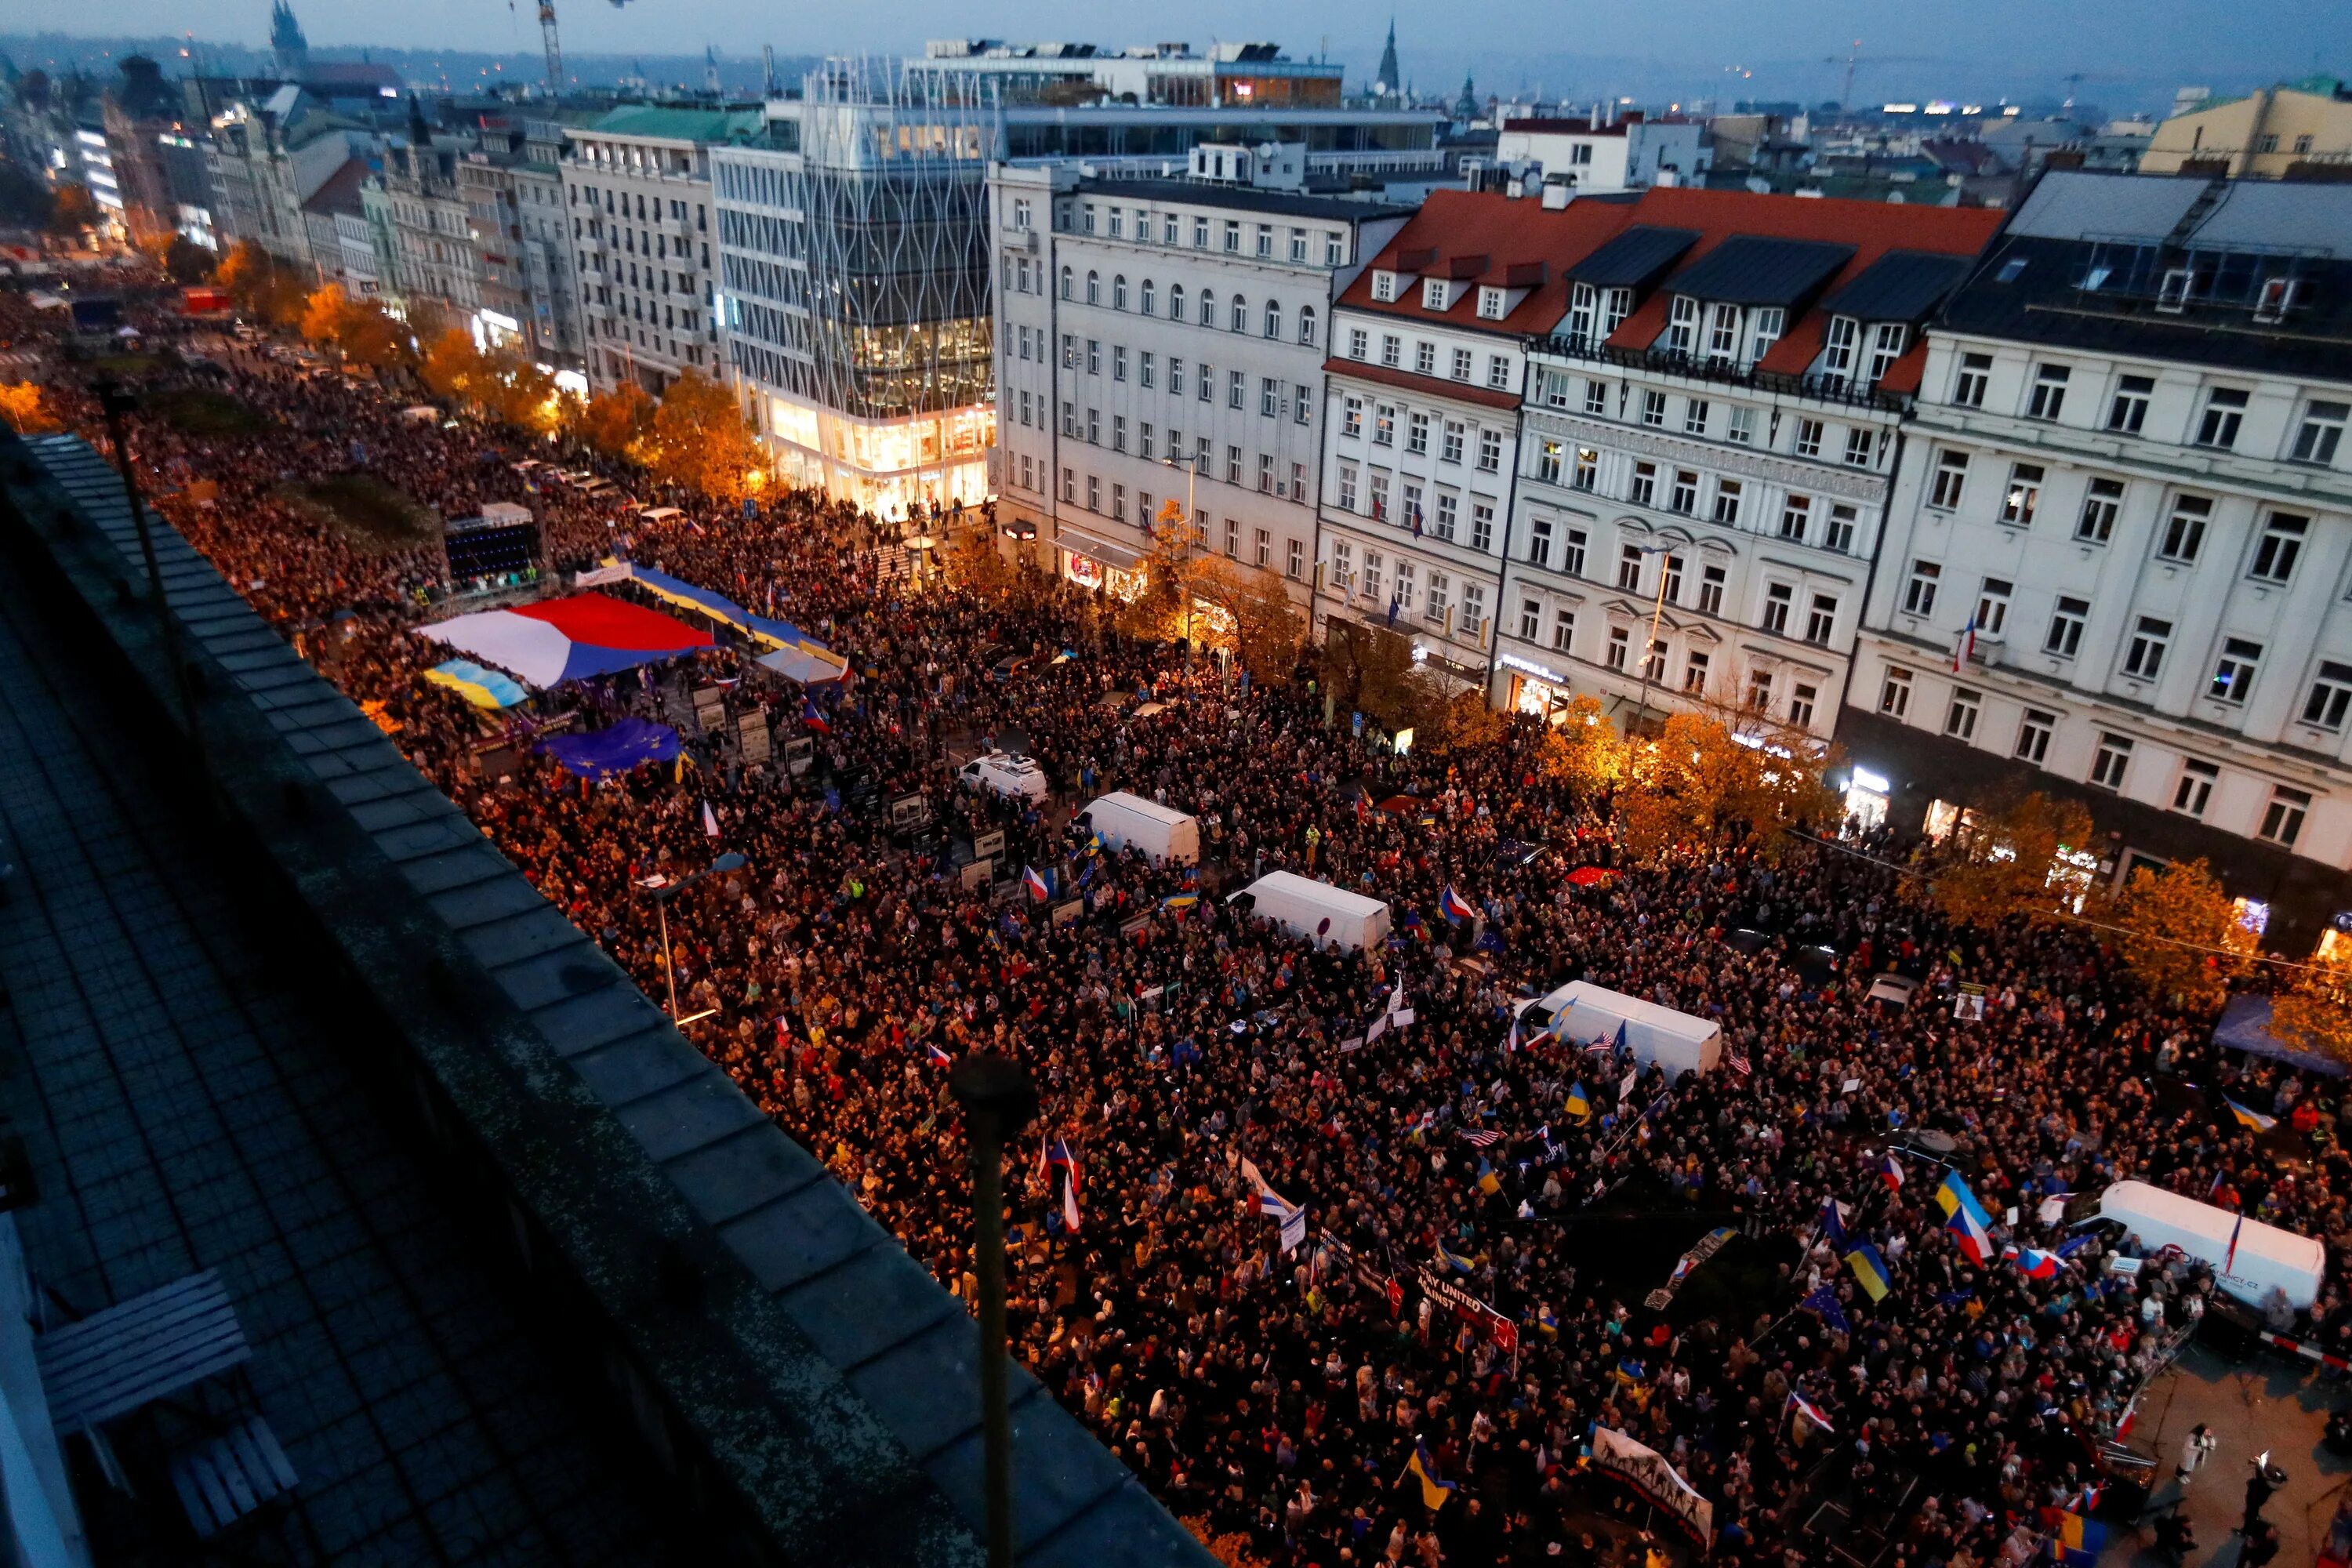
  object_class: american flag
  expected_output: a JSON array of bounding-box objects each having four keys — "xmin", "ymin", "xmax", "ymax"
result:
[
  {"xmin": 1727, "ymin": 1051, "xmax": 1751, "ymax": 1076},
  {"xmin": 1461, "ymin": 1128, "xmax": 1503, "ymax": 1149}
]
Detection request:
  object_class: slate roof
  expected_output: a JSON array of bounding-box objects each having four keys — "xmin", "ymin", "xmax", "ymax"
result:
[
  {"xmin": 1338, "ymin": 187, "xmax": 1640, "ymax": 339},
  {"xmin": 1666, "ymin": 234, "xmax": 1854, "ymax": 307},
  {"xmin": 1819, "ymin": 250, "xmax": 1978, "ymax": 323},
  {"xmin": 1566, "ymin": 225, "xmax": 1700, "ymax": 289}
]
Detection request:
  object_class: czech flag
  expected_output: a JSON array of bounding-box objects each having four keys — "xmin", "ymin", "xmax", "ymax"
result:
[
  {"xmin": 2225, "ymin": 1097, "xmax": 2278, "ymax": 1132},
  {"xmin": 1845, "ymin": 1241, "xmax": 1893, "ymax": 1302},
  {"xmin": 800, "ymin": 698, "xmax": 831, "ymax": 735},
  {"xmin": 1044, "ymin": 1139, "xmax": 1081, "ymax": 1199},
  {"xmin": 1946, "ymin": 1200, "xmax": 1994, "ymax": 1265},
  {"xmin": 925, "ymin": 1042, "xmax": 953, "ymax": 1068},
  {"xmin": 1023, "ymin": 865, "xmax": 1052, "ymax": 900},
  {"xmin": 1564, "ymin": 1083, "xmax": 1592, "ymax": 1121},
  {"xmin": 2223, "ymin": 1213, "xmax": 2244, "ymax": 1274},
  {"xmin": 1876, "ymin": 1151, "xmax": 1904, "ymax": 1191},
  {"xmin": 1439, "ymin": 884, "xmax": 1477, "ymax": 922},
  {"xmin": 1787, "ymin": 1390, "xmax": 1835, "ymax": 1432},
  {"xmin": 2009, "ymin": 1246, "xmax": 2060, "ymax": 1279},
  {"xmin": 1936, "ymin": 1171, "xmax": 1992, "ymax": 1232}
]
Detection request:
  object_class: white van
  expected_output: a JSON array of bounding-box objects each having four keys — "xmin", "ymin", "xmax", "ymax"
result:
[
  {"xmin": 1230, "ymin": 872, "xmax": 1390, "ymax": 952},
  {"xmin": 1514, "ymin": 981, "xmax": 1722, "ymax": 1076},
  {"xmin": 2081, "ymin": 1179, "xmax": 2324, "ymax": 1312},
  {"xmin": 957, "ymin": 751, "xmax": 1048, "ymax": 803},
  {"xmin": 1079, "ymin": 793, "xmax": 1200, "ymax": 866}
]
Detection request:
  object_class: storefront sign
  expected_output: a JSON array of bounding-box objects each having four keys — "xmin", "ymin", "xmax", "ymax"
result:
[
  {"xmin": 1065, "ymin": 551, "xmax": 1102, "ymax": 588},
  {"xmin": 1498, "ymin": 652, "xmax": 1566, "ymax": 684}
]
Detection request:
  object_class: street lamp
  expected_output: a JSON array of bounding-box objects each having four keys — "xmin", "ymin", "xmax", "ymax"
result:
[
  {"xmin": 947, "ymin": 1053, "xmax": 1038, "ymax": 1568},
  {"xmin": 1628, "ymin": 542, "xmax": 1680, "ymax": 735},
  {"xmin": 1157, "ymin": 452, "xmax": 1207, "ymax": 666},
  {"xmin": 636, "ymin": 850, "xmax": 746, "ymax": 1017}
]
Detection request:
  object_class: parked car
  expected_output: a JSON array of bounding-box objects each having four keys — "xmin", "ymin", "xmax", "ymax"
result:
[{"xmin": 957, "ymin": 751, "xmax": 1048, "ymax": 803}]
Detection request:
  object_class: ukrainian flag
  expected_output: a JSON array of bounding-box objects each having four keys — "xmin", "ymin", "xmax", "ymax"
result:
[
  {"xmin": 2225, "ymin": 1097, "xmax": 2278, "ymax": 1132},
  {"xmin": 1159, "ymin": 892, "xmax": 1200, "ymax": 912},
  {"xmin": 1536, "ymin": 1305, "xmax": 1559, "ymax": 1337},
  {"xmin": 2049, "ymin": 1508, "xmax": 2106, "ymax": 1566},
  {"xmin": 1564, "ymin": 1082, "xmax": 1592, "ymax": 1121},
  {"xmin": 1845, "ymin": 1241, "xmax": 1893, "ymax": 1302},
  {"xmin": 1936, "ymin": 1171, "xmax": 1993, "ymax": 1231},
  {"xmin": 1401, "ymin": 1441, "xmax": 1457, "ymax": 1511},
  {"xmin": 1436, "ymin": 1241, "xmax": 1476, "ymax": 1274},
  {"xmin": 1477, "ymin": 1158, "xmax": 1501, "ymax": 1196}
]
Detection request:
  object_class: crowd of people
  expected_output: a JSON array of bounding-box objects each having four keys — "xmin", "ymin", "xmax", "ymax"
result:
[{"xmin": 10, "ymin": 288, "xmax": 2351, "ymax": 1568}]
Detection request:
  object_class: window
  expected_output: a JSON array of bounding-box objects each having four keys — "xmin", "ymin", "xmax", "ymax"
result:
[
  {"xmin": 1346, "ymin": 326, "xmax": 1367, "ymax": 359},
  {"xmin": 1228, "ymin": 370, "xmax": 1245, "ymax": 409},
  {"xmin": 1536, "ymin": 441, "xmax": 1564, "ymax": 485},
  {"xmin": 1945, "ymin": 687, "xmax": 1981, "ymax": 740},
  {"xmin": 1974, "ymin": 578, "xmax": 2012, "ymax": 637},
  {"xmin": 2027, "ymin": 363, "xmax": 2070, "ymax": 420},
  {"xmin": 2074, "ymin": 477, "xmax": 2122, "ymax": 543},
  {"xmin": 2250, "ymin": 513, "xmax": 2307, "ymax": 583},
  {"xmin": 1952, "ymin": 352, "xmax": 1991, "ymax": 408},
  {"xmin": 1085, "ymin": 270, "xmax": 1101, "ymax": 305},
  {"xmin": 1904, "ymin": 561, "xmax": 1940, "ymax": 616},
  {"xmin": 2172, "ymin": 760, "xmax": 2219, "ymax": 818},
  {"xmin": 1712, "ymin": 479, "xmax": 1743, "ymax": 524},
  {"xmin": 1930, "ymin": 450, "xmax": 1969, "ymax": 511},
  {"xmin": 2122, "ymin": 616, "xmax": 2171, "ymax": 680},
  {"xmin": 1401, "ymin": 481, "xmax": 1423, "ymax": 526},
  {"xmin": 1879, "ymin": 666, "xmax": 1912, "ymax": 717},
  {"xmin": 1425, "ymin": 572, "xmax": 1450, "ymax": 624},
  {"xmin": 1380, "ymin": 334, "xmax": 1401, "ymax": 368},
  {"xmin": 1747, "ymin": 668, "xmax": 1774, "ymax": 713},
  {"xmin": 1140, "ymin": 423, "xmax": 1156, "ymax": 459},
  {"xmin": 1642, "ymin": 639, "xmax": 1668, "ymax": 684},
  {"xmin": 1171, "ymin": 359, "xmax": 1187, "ymax": 395},
  {"xmin": 1683, "ymin": 650, "xmax": 1711, "ymax": 693},
  {"xmin": 1640, "ymin": 390, "xmax": 1668, "ymax": 428},
  {"xmin": 1606, "ymin": 627, "xmax": 1632, "ymax": 672},
  {"xmin": 1750, "ymin": 308, "xmax": 1784, "ymax": 363},
  {"xmin": 1662, "ymin": 554, "xmax": 1686, "ymax": 603},
  {"xmin": 1824, "ymin": 504, "xmax": 1857, "ymax": 554},
  {"xmin": 2260, "ymin": 786, "xmax": 2311, "ymax": 847},
  {"xmin": 2195, "ymin": 387, "xmax": 2248, "ymax": 449},
  {"xmin": 1408, "ymin": 412, "xmax": 1430, "ymax": 456},
  {"xmin": 2303, "ymin": 662, "xmax": 2352, "ymax": 731},
  {"xmin": 1844, "ymin": 427, "xmax": 1878, "ymax": 468},
  {"xmin": 1294, "ymin": 385, "xmax": 1312, "ymax": 426},
  {"xmin": 1298, "ymin": 305, "xmax": 1317, "ymax": 347},
  {"xmin": 1261, "ymin": 378, "xmax": 1282, "ymax": 418},
  {"xmin": 1227, "ymin": 296, "xmax": 1248, "ymax": 333},
  {"xmin": 1794, "ymin": 418, "xmax": 1824, "ymax": 459},
  {"xmin": 1584, "ymin": 379, "xmax": 1609, "ymax": 417},
  {"xmin": 1820, "ymin": 316, "xmax": 1859, "ymax": 381},
  {"xmin": 1197, "ymin": 365, "xmax": 1212, "ymax": 403},
  {"xmin": 1727, "ymin": 406, "xmax": 1756, "ymax": 445},
  {"xmin": 2159, "ymin": 495, "xmax": 2211, "ymax": 562},
  {"xmin": 1368, "ymin": 472, "xmax": 1388, "ymax": 520},
  {"xmin": 2000, "ymin": 464, "xmax": 2042, "ymax": 527},
  {"xmin": 1573, "ymin": 447, "xmax": 1599, "ymax": 490},
  {"xmin": 2089, "ymin": 733, "xmax": 2132, "ymax": 790},
  {"xmin": 1706, "ymin": 304, "xmax": 1740, "ymax": 362},
  {"xmin": 1287, "ymin": 539, "xmax": 1305, "ymax": 579},
  {"xmin": 2045, "ymin": 596, "xmax": 2089, "ymax": 658},
  {"xmin": 1617, "ymin": 544, "xmax": 1644, "ymax": 590},
  {"xmin": 1373, "ymin": 405, "xmax": 1394, "ymax": 446},
  {"xmin": 1471, "ymin": 502, "xmax": 1495, "ymax": 554},
  {"xmin": 1451, "ymin": 347, "xmax": 1473, "ymax": 381},
  {"xmin": 1112, "ymin": 415, "xmax": 1127, "ymax": 452},
  {"xmin": 1804, "ymin": 593, "xmax": 1838, "ymax": 646},
  {"xmin": 1112, "ymin": 484, "xmax": 1127, "ymax": 521},
  {"xmin": 1762, "ymin": 582, "xmax": 1793, "ymax": 635},
  {"xmin": 1291, "ymin": 463, "xmax": 1307, "ymax": 500},
  {"xmin": 1441, "ymin": 422, "xmax": 1465, "ymax": 464},
  {"xmin": 2107, "ymin": 374, "xmax": 2152, "ymax": 434},
  {"xmin": 1139, "ymin": 278, "xmax": 1156, "ymax": 314},
  {"xmin": 1225, "ymin": 517, "xmax": 1241, "ymax": 557},
  {"xmin": 1668, "ymin": 470, "xmax": 1698, "ymax": 514},
  {"xmin": 1059, "ymin": 265, "xmax": 1073, "ymax": 299},
  {"xmin": 1225, "ymin": 445, "xmax": 1242, "ymax": 485},
  {"xmin": 1061, "ymin": 466, "xmax": 1075, "ymax": 503},
  {"xmin": 1487, "ymin": 355, "xmax": 1511, "ymax": 390},
  {"xmin": 1519, "ymin": 597, "xmax": 1542, "ymax": 641},
  {"xmin": 1112, "ymin": 346, "xmax": 1128, "ymax": 382},
  {"xmin": 1337, "ymin": 465, "xmax": 1358, "ymax": 511},
  {"xmin": 2212, "ymin": 638, "xmax": 2263, "ymax": 704},
  {"xmin": 1685, "ymin": 399, "xmax": 1711, "ymax": 437},
  {"xmin": 1112, "ymin": 275, "xmax": 1128, "ymax": 310},
  {"xmin": 1864, "ymin": 323, "xmax": 1908, "ymax": 386},
  {"xmin": 1552, "ymin": 605, "xmax": 1574, "ymax": 651},
  {"xmin": 1668, "ymin": 295, "xmax": 1700, "ymax": 355},
  {"xmin": 1415, "ymin": 339, "xmax": 1437, "ymax": 375},
  {"xmin": 2292, "ymin": 400, "xmax": 2347, "ymax": 466},
  {"xmin": 1263, "ymin": 299, "xmax": 1281, "ymax": 339},
  {"xmin": 1086, "ymin": 408, "xmax": 1101, "ymax": 444},
  {"xmin": 1086, "ymin": 474, "xmax": 1101, "ymax": 511},
  {"xmin": 1224, "ymin": 221, "xmax": 1241, "ymax": 253},
  {"xmin": 1462, "ymin": 584, "xmax": 1487, "ymax": 639},
  {"xmin": 1342, "ymin": 397, "xmax": 1363, "ymax": 438},
  {"xmin": 1259, "ymin": 455, "xmax": 1276, "ymax": 493},
  {"xmin": 2015, "ymin": 709, "xmax": 2054, "ymax": 764},
  {"xmin": 1629, "ymin": 462, "xmax": 1657, "ymax": 507},
  {"xmin": 1698, "ymin": 563, "xmax": 1726, "ymax": 616},
  {"xmin": 1478, "ymin": 430, "xmax": 1504, "ymax": 472},
  {"xmin": 1788, "ymin": 683, "xmax": 1817, "ymax": 728}
]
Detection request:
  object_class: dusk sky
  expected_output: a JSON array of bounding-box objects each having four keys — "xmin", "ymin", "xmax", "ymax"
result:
[{"xmin": 9, "ymin": 0, "xmax": 2339, "ymax": 109}]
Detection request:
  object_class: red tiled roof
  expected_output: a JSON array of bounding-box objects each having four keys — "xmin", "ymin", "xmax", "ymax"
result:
[
  {"xmin": 1322, "ymin": 358, "xmax": 1523, "ymax": 411},
  {"xmin": 1600, "ymin": 187, "xmax": 2005, "ymax": 356},
  {"xmin": 1339, "ymin": 188, "xmax": 1641, "ymax": 337}
]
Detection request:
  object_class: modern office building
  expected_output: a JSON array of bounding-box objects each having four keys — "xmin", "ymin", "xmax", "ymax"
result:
[
  {"xmin": 564, "ymin": 105, "xmax": 764, "ymax": 394},
  {"xmin": 712, "ymin": 54, "xmax": 1446, "ymax": 514},
  {"xmin": 1497, "ymin": 189, "xmax": 2002, "ymax": 735},
  {"xmin": 991, "ymin": 158, "xmax": 1409, "ymax": 604},
  {"xmin": 909, "ymin": 39, "xmax": 1345, "ymax": 110},
  {"xmin": 1314, "ymin": 188, "xmax": 1638, "ymax": 688},
  {"xmin": 1846, "ymin": 172, "xmax": 2352, "ymax": 950}
]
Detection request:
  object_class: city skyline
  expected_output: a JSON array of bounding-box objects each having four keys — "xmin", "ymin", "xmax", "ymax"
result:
[{"xmin": 4, "ymin": 0, "xmax": 2340, "ymax": 113}]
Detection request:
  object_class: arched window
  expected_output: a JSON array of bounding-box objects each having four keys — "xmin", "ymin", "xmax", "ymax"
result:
[
  {"xmin": 1112, "ymin": 274, "xmax": 1128, "ymax": 310},
  {"xmin": 1059, "ymin": 265, "xmax": 1073, "ymax": 300},
  {"xmin": 1167, "ymin": 283, "xmax": 1185, "ymax": 320},
  {"xmin": 1199, "ymin": 289, "xmax": 1216, "ymax": 327},
  {"xmin": 1085, "ymin": 270, "xmax": 1101, "ymax": 305},
  {"xmin": 1230, "ymin": 295, "xmax": 1248, "ymax": 332},
  {"xmin": 1298, "ymin": 304, "xmax": 1317, "ymax": 347},
  {"xmin": 1139, "ymin": 278, "xmax": 1156, "ymax": 315},
  {"xmin": 1263, "ymin": 299, "xmax": 1282, "ymax": 339}
]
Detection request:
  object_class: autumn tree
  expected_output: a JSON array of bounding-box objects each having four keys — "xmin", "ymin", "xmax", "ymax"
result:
[
  {"xmin": 47, "ymin": 183, "xmax": 96, "ymax": 234},
  {"xmin": 0, "ymin": 383, "xmax": 59, "ymax": 434},
  {"xmin": 1187, "ymin": 554, "xmax": 1305, "ymax": 686},
  {"xmin": 1613, "ymin": 710, "xmax": 1835, "ymax": 862},
  {"xmin": 418, "ymin": 327, "xmax": 485, "ymax": 404},
  {"xmin": 637, "ymin": 369, "xmax": 761, "ymax": 502},
  {"xmin": 216, "ymin": 239, "xmax": 305, "ymax": 325},
  {"xmin": 1915, "ymin": 789, "xmax": 2099, "ymax": 930},
  {"xmin": 475, "ymin": 347, "xmax": 558, "ymax": 432},
  {"xmin": 300, "ymin": 283, "xmax": 358, "ymax": 350},
  {"xmin": 2107, "ymin": 858, "xmax": 2257, "ymax": 1011},
  {"xmin": 1535, "ymin": 694, "xmax": 1628, "ymax": 799},
  {"xmin": 570, "ymin": 383, "xmax": 655, "ymax": 459},
  {"xmin": 162, "ymin": 234, "xmax": 214, "ymax": 285},
  {"xmin": 2270, "ymin": 944, "xmax": 2352, "ymax": 1066},
  {"xmin": 942, "ymin": 528, "xmax": 1015, "ymax": 597},
  {"xmin": 334, "ymin": 297, "xmax": 410, "ymax": 372},
  {"xmin": 1319, "ymin": 616, "xmax": 1426, "ymax": 735}
]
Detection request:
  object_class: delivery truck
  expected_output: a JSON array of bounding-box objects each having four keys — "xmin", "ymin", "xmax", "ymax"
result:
[
  {"xmin": 1229, "ymin": 872, "xmax": 1390, "ymax": 952},
  {"xmin": 1515, "ymin": 981, "xmax": 1722, "ymax": 1076},
  {"xmin": 2078, "ymin": 1179, "xmax": 2324, "ymax": 1312},
  {"xmin": 1077, "ymin": 792, "xmax": 1200, "ymax": 866}
]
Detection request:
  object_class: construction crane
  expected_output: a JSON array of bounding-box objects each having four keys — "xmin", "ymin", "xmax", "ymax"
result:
[{"xmin": 535, "ymin": 0, "xmax": 636, "ymax": 98}]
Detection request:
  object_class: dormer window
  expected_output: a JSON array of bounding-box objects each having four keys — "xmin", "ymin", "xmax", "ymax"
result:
[
  {"xmin": 1666, "ymin": 296, "xmax": 1700, "ymax": 355},
  {"xmin": 1599, "ymin": 288, "xmax": 1633, "ymax": 339},
  {"xmin": 1372, "ymin": 271, "xmax": 1399, "ymax": 303},
  {"xmin": 1478, "ymin": 287, "xmax": 1508, "ymax": 320},
  {"xmin": 2156, "ymin": 267, "xmax": 2195, "ymax": 313},
  {"xmin": 1422, "ymin": 278, "xmax": 1448, "ymax": 310},
  {"xmin": 2255, "ymin": 276, "xmax": 2303, "ymax": 324},
  {"xmin": 1820, "ymin": 316, "xmax": 1860, "ymax": 383},
  {"xmin": 1864, "ymin": 322, "xmax": 1909, "ymax": 386},
  {"xmin": 1748, "ymin": 307, "xmax": 1784, "ymax": 365},
  {"xmin": 1707, "ymin": 303, "xmax": 1739, "ymax": 362},
  {"xmin": 1567, "ymin": 282, "xmax": 1596, "ymax": 347}
]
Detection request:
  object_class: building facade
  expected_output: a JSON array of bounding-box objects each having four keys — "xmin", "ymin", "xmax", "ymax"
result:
[
  {"xmin": 564, "ymin": 105, "xmax": 762, "ymax": 394},
  {"xmin": 461, "ymin": 120, "xmax": 586, "ymax": 373},
  {"xmin": 990, "ymin": 163, "xmax": 1407, "ymax": 605},
  {"xmin": 1314, "ymin": 189, "xmax": 1636, "ymax": 689},
  {"xmin": 1497, "ymin": 190, "xmax": 2002, "ymax": 736},
  {"xmin": 2139, "ymin": 78, "xmax": 2352, "ymax": 180},
  {"xmin": 365, "ymin": 118, "xmax": 480, "ymax": 324},
  {"xmin": 1846, "ymin": 172, "xmax": 2352, "ymax": 950},
  {"xmin": 1490, "ymin": 114, "xmax": 1710, "ymax": 195}
]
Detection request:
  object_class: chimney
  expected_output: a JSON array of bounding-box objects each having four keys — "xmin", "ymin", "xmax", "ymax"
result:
[{"xmin": 1541, "ymin": 177, "xmax": 1571, "ymax": 209}]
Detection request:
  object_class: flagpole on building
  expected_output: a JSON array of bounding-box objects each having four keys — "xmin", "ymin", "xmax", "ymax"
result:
[{"xmin": 949, "ymin": 1054, "xmax": 1038, "ymax": 1568}]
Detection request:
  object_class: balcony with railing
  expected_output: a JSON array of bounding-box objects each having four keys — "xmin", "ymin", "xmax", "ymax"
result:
[{"xmin": 1526, "ymin": 332, "xmax": 1913, "ymax": 414}]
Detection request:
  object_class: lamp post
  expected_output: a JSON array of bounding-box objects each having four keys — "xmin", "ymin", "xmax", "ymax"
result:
[
  {"xmin": 1159, "ymin": 452, "xmax": 1206, "ymax": 668},
  {"xmin": 636, "ymin": 851, "xmax": 746, "ymax": 1016},
  {"xmin": 1628, "ymin": 542, "xmax": 1679, "ymax": 735},
  {"xmin": 947, "ymin": 1053, "xmax": 1038, "ymax": 1568},
  {"xmin": 93, "ymin": 377, "xmax": 210, "ymax": 782}
]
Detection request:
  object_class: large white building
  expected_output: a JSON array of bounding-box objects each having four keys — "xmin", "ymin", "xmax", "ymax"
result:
[
  {"xmin": 1497, "ymin": 190, "xmax": 2003, "ymax": 737},
  {"xmin": 991, "ymin": 162, "xmax": 1408, "ymax": 606},
  {"xmin": 564, "ymin": 106, "xmax": 764, "ymax": 394},
  {"xmin": 1846, "ymin": 172, "xmax": 2352, "ymax": 951},
  {"xmin": 1490, "ymin": 114, "xmax": 1710, "ymax": 196},
  {"xmin": 1314, "ymin": 188, "xmax": 1635, "ymax": 688}
]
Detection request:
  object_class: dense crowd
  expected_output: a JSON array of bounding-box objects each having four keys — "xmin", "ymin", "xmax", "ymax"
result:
[{"xmin": 13, "ymin": 292, "xmax": 2352, "ymax": 1568}]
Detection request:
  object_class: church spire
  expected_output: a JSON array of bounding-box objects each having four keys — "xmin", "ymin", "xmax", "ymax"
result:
[{"xmin": 1374, "ymin": 18, "xmax": 1400, "ymax": 100}]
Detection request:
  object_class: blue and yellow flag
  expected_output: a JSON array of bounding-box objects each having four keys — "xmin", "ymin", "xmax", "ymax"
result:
[
  {"xmin": 2225, "ymin": 1097, "xmax": 2278, "ymax": 1132},
  {"xmin": 1401, "ymin": 1441, "xmax": 1457, "ymax": 1511},
  {"xmin": 2048, "ymin": 1508, "xmax": 2106, "ymax": 1566},
  {"xmin": 1564, "ymin": 1082, "xmax": 1592, "ymax": 1121},
  {"xmin": 1845, "ymin": 1241, "xmax": 1893, "ymax": 1302},
  {"xmin": 1936, "ymin": 1171, "xmax": 1992, "ymax": 1230}
]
